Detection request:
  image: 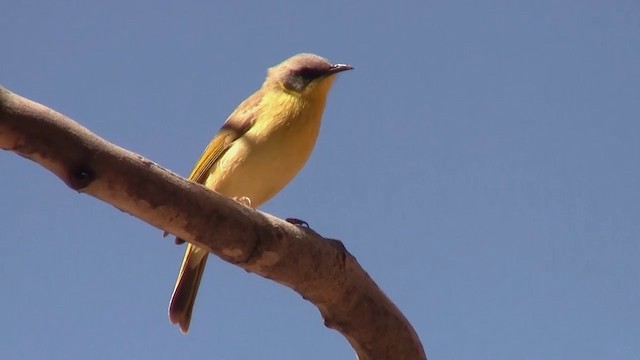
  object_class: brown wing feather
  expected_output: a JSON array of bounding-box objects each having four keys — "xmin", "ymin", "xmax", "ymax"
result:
[
  {"xmin": 186, "ymin": 129, "xmax": 235, "ymax": 184},
  {"xmin": 186, "ymin": 90, "xmax": 263, "ymax": 184}
]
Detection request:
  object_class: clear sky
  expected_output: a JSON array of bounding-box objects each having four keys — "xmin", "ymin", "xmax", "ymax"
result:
[{"xmin": 2, "ymin": 1, "xmax": 639, "ymax": 359}]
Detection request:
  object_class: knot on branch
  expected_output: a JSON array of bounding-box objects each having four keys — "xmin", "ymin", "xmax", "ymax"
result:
[{"xmin": 68, "ymin": 163, "xmax": 96, "ymax": 190}]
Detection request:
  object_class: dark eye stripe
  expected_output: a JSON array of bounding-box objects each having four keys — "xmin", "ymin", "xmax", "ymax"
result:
[{"xmin": 297, "ymin": 67, "xmax": 328, "ymax": 80}]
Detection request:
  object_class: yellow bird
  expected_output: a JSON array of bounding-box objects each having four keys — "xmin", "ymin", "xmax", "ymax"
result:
[{"xmin": 168, "ymin": 53, "xmax": 352, "ymax": 333}]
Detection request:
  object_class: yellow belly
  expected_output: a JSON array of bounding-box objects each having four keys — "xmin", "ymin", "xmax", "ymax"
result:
[{"xmin": 204, "ymin": 96, "xmax": 323, "ymax": 207}]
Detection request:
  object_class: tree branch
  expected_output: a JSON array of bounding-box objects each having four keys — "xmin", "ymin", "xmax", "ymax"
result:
[{"xmin": 0, "ymin": 85, "xmax": 427, "ymax": 360}]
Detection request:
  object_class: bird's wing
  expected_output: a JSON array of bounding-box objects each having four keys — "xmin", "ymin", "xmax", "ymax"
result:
[{"xmin": 187, "ymin": 90, "xmax": 263, "ymax": 184}]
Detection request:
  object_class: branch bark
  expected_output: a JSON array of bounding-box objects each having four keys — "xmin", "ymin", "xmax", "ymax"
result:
[{"xmin": 0, "ymin": 85, "xmax": 427, "ymax": 360}]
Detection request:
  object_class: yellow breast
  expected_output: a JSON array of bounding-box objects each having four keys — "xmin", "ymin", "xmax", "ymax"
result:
[{"xmin": 205, "ymin": 90, "xmax": 327, "ymax": 207}]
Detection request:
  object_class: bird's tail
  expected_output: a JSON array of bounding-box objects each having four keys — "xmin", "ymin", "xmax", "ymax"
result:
[{"xmin": 168, "ymin": 243, "xmax": 209, "ymax": 333}]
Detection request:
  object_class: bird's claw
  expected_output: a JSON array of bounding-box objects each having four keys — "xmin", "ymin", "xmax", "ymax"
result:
[
  {"xmin": 286, "ymin": 218, "xmax": 310, "ymax": 227},
  {"xmin": 233, "ymin": 196, "xmax": 253, "ymax": 207}
]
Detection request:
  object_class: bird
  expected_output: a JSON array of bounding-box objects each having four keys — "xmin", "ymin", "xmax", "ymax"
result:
[{"xmin": 168, "ymin": 53, "xmax": 352, "ymax": 333}]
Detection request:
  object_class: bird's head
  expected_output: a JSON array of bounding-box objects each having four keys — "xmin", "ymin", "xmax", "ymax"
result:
[{"xmin": 266, "ymin": 53, "xmax": 352, "ymax": 97}]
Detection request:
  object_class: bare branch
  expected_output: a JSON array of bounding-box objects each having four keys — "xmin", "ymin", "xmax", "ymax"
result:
[{"xmin": 0, "ymin": 85, "xmax": 427, "ymax": 360}]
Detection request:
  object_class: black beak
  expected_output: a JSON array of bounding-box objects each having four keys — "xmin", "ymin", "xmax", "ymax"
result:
[{"xmin": 328, "ymin": 63, "xmax": 354, "ymax": 74}]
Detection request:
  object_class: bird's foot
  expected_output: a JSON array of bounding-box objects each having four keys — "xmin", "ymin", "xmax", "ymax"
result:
[
  {"xmin": 162, "ymin": 230, "xmax": 186, "ymax": 245},
  {"xmin": 233, "ymin": 196, "xmax": 253, "ymax": 207},
  {"xmin": 286, "ymin": 218, "xmax": 310, "ymax": 228}
]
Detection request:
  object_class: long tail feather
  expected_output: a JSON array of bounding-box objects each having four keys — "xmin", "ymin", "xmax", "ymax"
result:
[{"xmin": 168, "ymin": 243, "xmax": 209, "ymax": 333}]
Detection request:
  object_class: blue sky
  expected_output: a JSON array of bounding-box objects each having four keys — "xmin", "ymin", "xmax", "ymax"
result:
[{"xmin": 2, "ymin": 1, "xmax": 639, "ymax": 359}]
